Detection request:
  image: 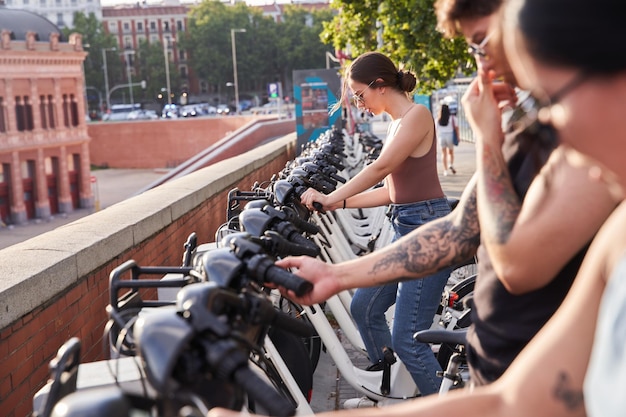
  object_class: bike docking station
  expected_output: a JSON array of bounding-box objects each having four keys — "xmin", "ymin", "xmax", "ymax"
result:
[{"xmin": 34, "ymin": 125, "xmax": 476, "ymax": 416}]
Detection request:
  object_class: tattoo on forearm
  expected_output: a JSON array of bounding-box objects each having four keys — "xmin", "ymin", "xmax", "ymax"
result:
[
  {"xmin": 553, "ymin": 371, "xmax": 584, "ymax": 411},
  {"xmin": 481, "ymin": 143, "xmax": 521, "ymax": 244},
  {"xmin": 369, "ymin": 189, "xmax": 480, "ymax": 280}
]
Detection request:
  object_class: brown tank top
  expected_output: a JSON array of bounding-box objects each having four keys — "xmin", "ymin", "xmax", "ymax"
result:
[{"xmin": 387, "ymin": 123, "xmax": 445, "ymax": 204}]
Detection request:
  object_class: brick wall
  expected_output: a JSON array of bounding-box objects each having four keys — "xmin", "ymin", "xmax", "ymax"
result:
[
  {"xmin": 0, "ymin": 136, "xmax": 296, "ymax": 417},
  {"xmin": 87, "ymin": 115, "xmax": 288, "ymax": 169}
]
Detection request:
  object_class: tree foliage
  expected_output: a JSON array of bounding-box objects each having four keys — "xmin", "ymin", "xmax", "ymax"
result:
[
  {"xmin": 64, "ymin": 12, "xmax": 121, "ymax": 111},
  {"xmin": 321, "ymin": 0, "xmax": 473, "ymax": 93},
  {"xmin": 181, "ymin": 0, "xmax": 335, "ymax": 100}
]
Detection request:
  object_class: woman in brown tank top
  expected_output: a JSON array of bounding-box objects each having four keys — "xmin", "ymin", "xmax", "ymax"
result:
[{"xmin": 300, "ymin": 51, "xmax": 453, "ymax": 396}]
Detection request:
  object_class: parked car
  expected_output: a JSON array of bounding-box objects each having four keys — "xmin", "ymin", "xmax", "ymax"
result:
[
  {"xmin": 239, "ymin": 100, "xmax": 253, "ymax": 111},
  {"xmin": 217, "ymin": 104, "xmax": 230, "ymax": 115},
  {"xmin": 162, "ymin": 104, "xmax": 179, "ymax": 119},
  {"xmin": 180, "ymin": 105, "xmax": 199, "ymax": 118},
  {"xmin": 127, "ymin": 109, "xmax": 159, "ymax": 120}
]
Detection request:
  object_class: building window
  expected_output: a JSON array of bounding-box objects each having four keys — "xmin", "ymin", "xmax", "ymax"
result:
[
  {"xmin": 123, "ymin": 22, "xmax": 130, "ymax": 32},
  {"xmin": 0, "ymin": 97, "xmax": 6, "ymax": 132},
  {"xmin": 180, "ymin": 66, "xmax": 187, "ymax": 78},
  {"xmin": 71, "ymin": 0, "xmax": 77, "ymax": 5},
  {"xmin": 200, "ymin": 81, "xmax": 208, "ymax": 94},
  {"xmin": 56, "ymin": 13, "xmax": 64, "ymax": 27},
  {"xmin": 39, "ymin": 95, "xmax": 47, "ymax": 129},
  {"xmin": 178, "ymin": 49, "xmax": 185, "ymax": 60},
  {"xmin": 137, "ymin": 22, "xmax": 143, "ymax": 31},
  {"xmin": 14, "ymin": 96, "xmax": 33, "ymax": 132},
  {"xmin": 39, "ymin": 0, "xmax": 45, "ymax": 5},
  {"xmin": 47, "ymin": 95, "xmax": 55, "ymax": 128},
  {"xmin": 124, "ymin": 37, "xmax": 132, "ymax": 49},
  {"xmin": 150, "ymin": 21, "xmax": 156, "ymax": 32},
  {"xmin": 163, "ymin": 21, "xmax": 169, "ymax": 32},
  {"xmin": 70, "ymin": 94, "xmax": 79, "ymax": 127},
  {"xmin": 24, "ymin": 97, "xmax": 34, "ymax": 130},
  {"xmin": 24, "ymin": 0, "xmax": 30, "ymax": 5},
  {"xmin": 62, "ymin": 94, "xmax": 70, "ymax": 128}
]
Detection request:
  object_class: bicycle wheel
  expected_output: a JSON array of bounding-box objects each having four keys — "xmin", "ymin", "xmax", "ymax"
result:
[
  {"xmin": 276, "ymin": 296, "xmax": 323, "ymax": 372},
  {"xmin": 268, "ymin": 326, "xmax": 314, "ymax": 401}
]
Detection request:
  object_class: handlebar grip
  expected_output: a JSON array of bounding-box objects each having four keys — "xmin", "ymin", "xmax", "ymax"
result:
[
  {"xmin": 288, "ymin": 233, "xmax": 321, "ymax": 258},
  {"xmin": 331, "ymin": 172, "xmax": 347, "ymax": 184},
  {"xmin": 312, "ymin": 202, "xmax": 325, "ymax": 214},
  {"xmin": 232, "ymin": 367, "xmax": 296, "ymax": 417},
  {"xmin": 265, "ymin": 264, "xmax": 313, "ymax": 297}
]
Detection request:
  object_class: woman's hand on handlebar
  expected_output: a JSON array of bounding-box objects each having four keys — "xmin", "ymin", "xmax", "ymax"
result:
[
  {"xmin": 300, "ymin": 188, "xmax": 340, "ymax": 212},
  {"xmin": 275, "ymin": 256, "xmax": 341, "ymax": 305}
]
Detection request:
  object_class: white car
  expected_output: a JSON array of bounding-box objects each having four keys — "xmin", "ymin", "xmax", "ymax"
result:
[
  {"xmin": 127, "ymin": 110, "xmax": 159, "ymax": 120},
  {"xmin": 217, "ymin": 104, "xmax": 230, "ymax": 115}
]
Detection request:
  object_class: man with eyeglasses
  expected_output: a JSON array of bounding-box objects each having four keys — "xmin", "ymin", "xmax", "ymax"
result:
[{"xmin": 276, "ymin": 0, "xmax": 615, "ymax": 394}]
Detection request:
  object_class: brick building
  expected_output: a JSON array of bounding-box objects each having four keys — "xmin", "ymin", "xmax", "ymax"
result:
[
  {"xmin": 102, "ymin": 1, "xmax": 194, "ymax": 95},
  {"xmin": 0, "ymin": 7, "xmax": 93, "ymax": 225}
]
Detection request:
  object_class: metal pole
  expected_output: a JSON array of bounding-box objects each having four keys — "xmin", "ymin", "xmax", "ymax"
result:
[
  {"xmin": 164, "ymin": 37, "xmax": 172, "ymax": 105},
  {"xmin": 231, "ymin": 28, "xmax": 246, "ymax": 114},
  {"xmin": 102, "ymin": 47, "xmax": 116, "ymax": 112},
  {"xmin": 125, "ymin": 50, "xmax": 134, "ymax": 106}
]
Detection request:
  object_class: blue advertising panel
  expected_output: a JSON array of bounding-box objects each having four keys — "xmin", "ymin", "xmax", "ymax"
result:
[{"xmin": 293, "ymin": 69, "xmax": 342, "ymax": 151}]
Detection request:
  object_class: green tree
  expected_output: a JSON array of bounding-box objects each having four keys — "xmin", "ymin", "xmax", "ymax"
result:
[
  {"xmin": 135, "ymin": 40, "xmax": 182, "ymax": 107},
  {"xmin": 64, "ymin": 12, "xmax": 122, "ymax": 113},
  {"xmin": 321, "ymin": 0, "xmax": 472, "ymax": 92},
  {"xmin": 275, "ymin": 6, "xmax": 335, "ymax": 94},
  {"xmin": 181, "ymin": 0, "xmax": 335, "ymax": 104}
]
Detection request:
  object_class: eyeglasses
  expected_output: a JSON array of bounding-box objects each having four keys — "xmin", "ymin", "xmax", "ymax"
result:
[
  {"xmin": 351, "ymin": 80, "xmax": 377, "ymax": 106},
  {"xmin": 509, "ymin": 73, "xmax": 588, "ymax": 145},
  {"xmin": 467, "ymin": 32, "xmax": 492, "ymax": 58}
]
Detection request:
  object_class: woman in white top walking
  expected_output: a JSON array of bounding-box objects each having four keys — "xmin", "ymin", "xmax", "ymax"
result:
[{"xmin": 436, "ymin": 103, "xmax": 458, "ymax": 175}]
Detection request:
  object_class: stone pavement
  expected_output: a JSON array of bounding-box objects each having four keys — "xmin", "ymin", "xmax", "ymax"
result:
[
  {"xmin": 309, "ymin": 120, "xmax": 476, "ymax": 412},
  {"xmin": 0, "ymin": 169, "xmax": 165, "ymax": 250}
]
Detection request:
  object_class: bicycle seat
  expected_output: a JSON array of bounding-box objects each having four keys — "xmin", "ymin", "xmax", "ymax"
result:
[{"xmin": 413, "ymin": 328, "xmax": 467, "ymax": 346}]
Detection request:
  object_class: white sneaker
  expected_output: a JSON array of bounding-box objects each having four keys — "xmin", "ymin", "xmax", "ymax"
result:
[
  {"xmin": 443, "ymin": 170, "xmax": 448, "ymax": 176},
  {"xmin": 343, "ymin": 396, "xmax": 377, "ymax": 409}
]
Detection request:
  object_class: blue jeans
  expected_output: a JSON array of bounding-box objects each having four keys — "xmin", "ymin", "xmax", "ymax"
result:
[{"xmin": 351, "ymin": 197, "xmax": 452, "ymax": 395}]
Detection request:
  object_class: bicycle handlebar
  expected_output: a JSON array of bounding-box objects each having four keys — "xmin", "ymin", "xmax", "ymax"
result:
[{"xmin": 233, "ymin": 367, "xmax": 296, "ymax": 416}]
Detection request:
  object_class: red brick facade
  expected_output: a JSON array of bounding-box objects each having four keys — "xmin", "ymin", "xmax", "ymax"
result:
[{"xmin": 0, "ymin": 31, "xmax": 93, "ymax": 225}]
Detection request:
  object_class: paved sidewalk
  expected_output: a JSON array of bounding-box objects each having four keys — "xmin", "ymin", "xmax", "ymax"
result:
[{"xmin": 0, "ymin": 169, "xmax": 165, "ymax": 250}]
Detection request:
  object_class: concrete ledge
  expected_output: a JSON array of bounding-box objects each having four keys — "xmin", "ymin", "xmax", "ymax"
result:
[{"xmin": 0, "ymin": 133, "xmax": 296, "ymax": 330}]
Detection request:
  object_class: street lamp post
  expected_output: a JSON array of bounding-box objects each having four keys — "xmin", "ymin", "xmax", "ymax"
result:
[
  {"xmin": 230, "ymin": 28, "xmax": 246, "ymax": 114},
  {"xmin": 163, "ymin": 37, "xmax": 173, "ymax": 106},
  {"xmin": 124, "ymin": 50, "xmax": 136, "ymax": 106},
  {"xmin": 102, "ymin": 47, "xmax": 116, "ymax": 112}
]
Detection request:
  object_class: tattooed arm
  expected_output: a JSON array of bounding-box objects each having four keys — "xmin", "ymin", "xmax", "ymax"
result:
[
  {"xmin": 463, "ymin": 73, "xmax": 615, "ymax": 295},
  {"xmin": 276, "ymin": 175, "xmax": 480, "ymax": 306}
]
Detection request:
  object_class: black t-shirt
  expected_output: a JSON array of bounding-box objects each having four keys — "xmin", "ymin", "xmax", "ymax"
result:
[{"xmin": 465, "ymin": 104, "xmax": 591, "ymax": 385}]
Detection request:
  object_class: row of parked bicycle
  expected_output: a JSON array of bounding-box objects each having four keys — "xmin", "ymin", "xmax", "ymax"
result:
[{"xmin": 33, "ymin": 126, "xmax": 477, "ymax": 417}]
